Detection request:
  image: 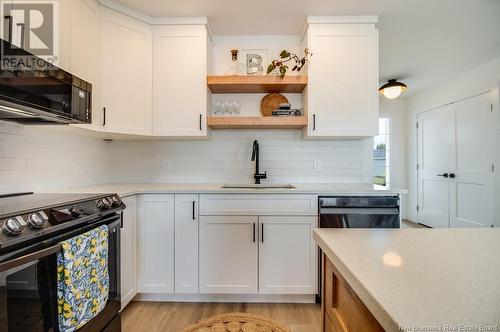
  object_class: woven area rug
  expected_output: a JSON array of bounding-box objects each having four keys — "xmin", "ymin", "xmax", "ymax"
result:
[{"xmin": 180, "ymin": 312, "xmax": 291, "ymax": 332}]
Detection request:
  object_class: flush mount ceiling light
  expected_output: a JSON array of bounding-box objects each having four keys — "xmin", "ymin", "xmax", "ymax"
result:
[{"xmin": 379, "ymin": 79, "xmax": 408, "ymax": 99}]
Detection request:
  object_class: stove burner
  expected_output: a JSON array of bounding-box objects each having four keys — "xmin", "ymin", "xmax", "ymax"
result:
[{"xmin": 2, "ymin": 217, "xmax": 25, "ymax": 236}]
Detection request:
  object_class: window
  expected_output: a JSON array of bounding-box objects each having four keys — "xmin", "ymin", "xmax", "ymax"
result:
[{"xmin": 373, "ymin": 118, "xmax": 390, "ymax": 187}]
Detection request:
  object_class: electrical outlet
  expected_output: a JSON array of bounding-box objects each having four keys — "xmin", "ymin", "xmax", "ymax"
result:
[
  {"xmin": 313, "ymin": 160, "xmax": 321, "ymax": 172},
  {"xmin": 74, "ymin": 160, "xmax": 82, "ymax": 174},
  {"xmin": 161, "ymin": 160, "xmax": 171, "ymax": 172}
]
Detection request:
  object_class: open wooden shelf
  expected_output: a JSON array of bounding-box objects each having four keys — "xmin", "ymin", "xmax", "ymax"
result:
[
  {"xmin": 207, "ymin": 116, "xmax": 307, "ymax": 129},
  {"xmin": 207, "ymin": 75, "xmax": 307, "ymax": 94}
]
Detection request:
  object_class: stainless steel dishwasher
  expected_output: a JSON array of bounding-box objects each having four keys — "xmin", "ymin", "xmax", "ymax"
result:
[{"xmin": 316, "ymin": 195, "xmax": 400, "ymax": 303}]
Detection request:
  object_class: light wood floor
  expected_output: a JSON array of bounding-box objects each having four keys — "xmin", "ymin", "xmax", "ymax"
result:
[{"xmin": 121, "ymin": 301, "xmax": 322, "ymax": 332}]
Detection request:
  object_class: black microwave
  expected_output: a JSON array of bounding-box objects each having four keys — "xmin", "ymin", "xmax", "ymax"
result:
[{"xmin": 0, "ymin": 38, "xmax": 92, "ymax": 124}]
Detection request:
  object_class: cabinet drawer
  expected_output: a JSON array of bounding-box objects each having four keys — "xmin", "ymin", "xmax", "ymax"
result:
[
  {"xmin": 200, "ymin": 194, "xmax": 318, "ymax": 216},
  {"xmin": 323, "ymin": 255, "xmax": 383, "ymax": 332}
]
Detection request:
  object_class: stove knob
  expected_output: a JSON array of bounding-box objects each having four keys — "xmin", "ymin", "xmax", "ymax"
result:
[
  {"xmin": 111, "ymin": 195, "xmax": 121, "ymax": 207},
  {"xmin": 103, "ymin": 197, "xmax": 112, "ymax": 208},
  {"xmin": 97, "ymin": 198, "xmax": 111, "ymax": 210},
  {"xmin": 28, "ymin": 212, "xmax": 47, "ymax": 229},
  {"xmin": 2, "ymin": 217, "xmax": 25, "ymax": 236},
  {"xmin": 69, "ymin": 206, "xmax": 81, "ymax": 217}
]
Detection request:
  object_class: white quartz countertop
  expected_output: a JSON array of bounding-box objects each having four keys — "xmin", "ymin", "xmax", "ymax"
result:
[
  {"xmin": 44, "ymin": 183, "xmax": 406, "ymax": 197},
  {"xmin": 313, "ymin": 228, "xmax": 500, "ymax": 332}
]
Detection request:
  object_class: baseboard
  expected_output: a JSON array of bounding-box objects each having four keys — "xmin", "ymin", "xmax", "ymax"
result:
[{"xmin": 133, "ymin": 293, "xmax": 316, "ymax": 303}]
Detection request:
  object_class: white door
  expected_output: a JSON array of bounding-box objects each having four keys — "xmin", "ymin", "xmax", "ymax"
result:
[
  {"xmin": 418, "ymin": 92, "xmax": 495, "ymax": 228},
  {"xmin": 152, "ymin": 25, "xmax": 207, "ymax": 136},
  {"xmin": 199, "ymin": 216, "xmax": 258, "ymax": 294},
  {"xmin": 450, "ymin": 94, "xmax": 494, "ymax": 227},
  {"xmin": 306, "ymin": 23, "xmax": 378, "ymax": 137},
  {"xmin": 138, "ymin": 194, "xmax": 175, "ymax": 293},
  {"xmin": 258, "ymin": 216, "xmax": 317, "ymax": 294},
  {"xmin": 100, "ymin": 8, "xmax": 152, "ymax": 135},
  {"xmin": 68, "ymin": 0, "xmax": 101, "ymax": 131},
  {"xmin": 417, "ymin": 105, "xmax": 455, "ymax": 228},
  {"xmin": 120, "ymin": 195, "xmax": 137, "ymax": 308},
  {"xmin": 174, "ymin": 194, "xmax": 199, "ymax": 293}
]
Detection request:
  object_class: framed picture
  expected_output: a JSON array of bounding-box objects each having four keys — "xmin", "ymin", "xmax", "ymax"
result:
[{"xmin": 240, "ymin": 48, "xmax": 269, "ymax": 75}]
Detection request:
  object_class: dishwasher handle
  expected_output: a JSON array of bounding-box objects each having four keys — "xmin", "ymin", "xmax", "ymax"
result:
[{"xmin": 320, "ymin": 207, "xmax": 399, "ymax": 215}]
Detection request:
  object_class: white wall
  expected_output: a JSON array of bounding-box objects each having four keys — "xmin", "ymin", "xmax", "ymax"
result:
[
  {"xmin": 105, "ymin": 129, "xmax": 372, "ymax": 184},
  {"xmin": 405, "ymin": 55, "xmax": 500, "ymax": 223},
  {"xmin": 380, "ymin": 97, "xmax": 406, "ymax": 218},
  {"xmin": 0, "ymin": 121, "xmax": 109, "ymax": 194}
]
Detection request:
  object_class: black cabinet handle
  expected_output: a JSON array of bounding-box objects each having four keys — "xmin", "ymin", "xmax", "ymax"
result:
[
  {"xmin": 102, "ymin": 107, "xmax": 106, "ymax": 126},
  {"xmin": 199, "ymin": 114, "xmax": 202, "ymax": 131},
  {"xmin": 261, "ymin": 223, "xmax": 264, "ymax": 243},
  {"xmin": 313, "ymin": 114, "xmax": 316, "ymax": 131},
  {"xmin": 253, "ymin": 223, "xmax": 256, "ymax": 242},
  {"xmin": 449, "ymin": 173, "xmax": 456, "ymax": 179},
  {"xmin": 192, "ymin": 201, "xmax": 196, "ymax": 220},
  {"xmin": 437, "ymin": 173, "xmax": 449, "ymax": 178},
  {"xmin": 4, "ymin": 16, "xmax": 12, "ymax": 43}
]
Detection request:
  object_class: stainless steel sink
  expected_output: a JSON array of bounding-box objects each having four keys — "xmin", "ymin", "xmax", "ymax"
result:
[{"xmin": 221, "ymin": 184, "xmax": 296, "ymax": 189}]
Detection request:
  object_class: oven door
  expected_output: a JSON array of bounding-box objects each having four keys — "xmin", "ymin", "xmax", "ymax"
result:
[
  {"xmin": 0, "ymin": 215, "xmax": 121, "ymax": 332},
  {"xmin": 319, "ymin": 207, "xmax": 400, "ymax": 228},
  {"xmin": 0, "ymin": 244, "xmax": 61, "ymax": 331}
]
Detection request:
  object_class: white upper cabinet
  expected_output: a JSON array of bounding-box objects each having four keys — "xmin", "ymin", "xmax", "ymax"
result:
[
  {"xmin": 100, "ymin": 8, "xmax": 153, "ymax": 135},
  {"xmin": 303, "ymin": 17, "xmax": 379, "ymax": 138},
  {"xmin": 152, "ymin": 25, "xmax": 208, "ymax": 137},
  {"xmin": 67, "ymin": 0, "xmax": 101, "ymax": 130}
]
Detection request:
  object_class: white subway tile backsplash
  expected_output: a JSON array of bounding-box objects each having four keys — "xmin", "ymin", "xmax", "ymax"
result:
[{"xmin": 0, "ymin": 122, "xmax": 371, "ymax": 192}]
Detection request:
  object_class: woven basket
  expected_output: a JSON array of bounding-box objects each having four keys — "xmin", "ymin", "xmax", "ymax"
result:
[{"xmin": 180, "ymin": 312, "xmax": 291, "ymax": 332}]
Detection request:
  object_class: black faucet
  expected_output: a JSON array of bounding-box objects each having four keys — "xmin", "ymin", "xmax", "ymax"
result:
[{"xmin": 251, "ymin": 140, "xmax": 267, "ymax": 184}]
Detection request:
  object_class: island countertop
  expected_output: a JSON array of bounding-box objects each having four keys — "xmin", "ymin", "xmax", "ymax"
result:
[{"xmin": 313, "ymin": 228, "xmax": 500, "ymax": 332}]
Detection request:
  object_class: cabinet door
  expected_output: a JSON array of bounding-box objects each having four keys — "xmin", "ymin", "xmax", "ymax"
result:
[
  {"xmin": 259, "ymin": 216, "xmax": 317, "ymax": 294},
  {"xmin": 199, "ymin": 216, "xmax": 258, "ymax": 294},
  {"xmin": 68, "ymin": 0, "xmax": 101, "ymax": 131},
  {"xmin": 152, "ymin": 25, "xmax": 207, "ymax": 136},
  {"xmin": 120, "ymin": 195, "xmax": 137, "ymax": 308},
  {"xmin": 138, "ymin": 194, "xmax": 174, "ymax": 293},
  {"xmin": 100, "ymin": 8, "xmax": 152, "ymax": 135},
  {"xmin": 174, "ymin": 194, "xmax": 199, "ymax": 293},
  {"xmin": 306, "ymin": 23, "xmax": 379, "ymax": 137}
]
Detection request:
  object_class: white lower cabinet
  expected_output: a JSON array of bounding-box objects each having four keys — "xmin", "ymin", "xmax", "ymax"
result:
[
  {"xmin": 174, "ymin": 194, "xmax": 199, "ymax": 293},
  {"xmin": 120, "ymin": 195, "xmax": 138, "ymax": 308},
  {"xmin": 199, "ymin": 216, "xmax": 259, "ymax": 294},
  {"xmin": 258, "ymin": 216, "xmax": 317, "ymax": 294},
  {"xmin": 138, "ymin": 194, "xmax": 175, "ymax": 293}
]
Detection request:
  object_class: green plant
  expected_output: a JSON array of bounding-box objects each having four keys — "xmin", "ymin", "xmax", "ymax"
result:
[
  {"xmin": 267, "ymin": 48, "xmax": 312, "ymax": 78},
  {"xmin": 376, "ymin": 143, "xmax": 386, "ymax": 150}
]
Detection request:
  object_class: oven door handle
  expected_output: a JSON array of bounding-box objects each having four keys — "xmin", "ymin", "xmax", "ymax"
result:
[
  {"xmin": 320, "ymin": 207, "xmax": 399, "ymax": 215},
  {"xmin": 0, "ymin": 244, "xmax": 61, "ymax": 272}
]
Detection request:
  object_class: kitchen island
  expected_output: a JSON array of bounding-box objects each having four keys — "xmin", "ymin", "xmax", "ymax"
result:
[{"xmin": 314, "ymin": 228, "xmax": 500, "ymax": 332}]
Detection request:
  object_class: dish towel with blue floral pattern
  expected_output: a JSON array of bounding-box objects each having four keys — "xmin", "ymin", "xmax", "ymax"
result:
[{"xmin": 57, "ymin": 225, "xmax": 109, "ymax": 332}]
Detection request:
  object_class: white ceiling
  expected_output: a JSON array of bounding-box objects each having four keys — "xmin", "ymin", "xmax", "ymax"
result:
[{"xmin": 111, "ymin": 0, "xmax": 500, "ymax": 95}]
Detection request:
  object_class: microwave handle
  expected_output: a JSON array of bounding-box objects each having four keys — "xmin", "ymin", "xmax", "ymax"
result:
[{"xmin": 0, "ymin": 244, "xmax": 61, "ymax": 272}]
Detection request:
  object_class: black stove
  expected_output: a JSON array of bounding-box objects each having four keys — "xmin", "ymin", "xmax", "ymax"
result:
[
  {"xmin": 0, "ymin": 192, "xmax": 124, "ymax": 253},
  {"xmin": 0, "ymin": 192, "xmax": 124, "ymax": 332}
]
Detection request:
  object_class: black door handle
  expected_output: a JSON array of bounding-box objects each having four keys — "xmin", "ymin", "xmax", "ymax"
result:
[
  {"xmin": 313, "ymin": 114, "xmax": 316, "ymax": 131},
  {"xmin": 102, "ymin": 107, "xmax": 106, "ymax": 126},
  {"xmin": 261, "ymin": 223, "xmax": 264, "ymax": 243},
  {"xmin": 253, "ymin": 223, "xmax": 256, "ymax": 242},
  {"xmin": 192, "ymin": 201, "xmax": 196, "ymax": 220},
  {"xmin": 437, "ymin": 173, "xmax": 449, "ymax": 178},
  {"xmin": 199, "ymin": 114, "xmax": 202, "ymax": 131}
]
